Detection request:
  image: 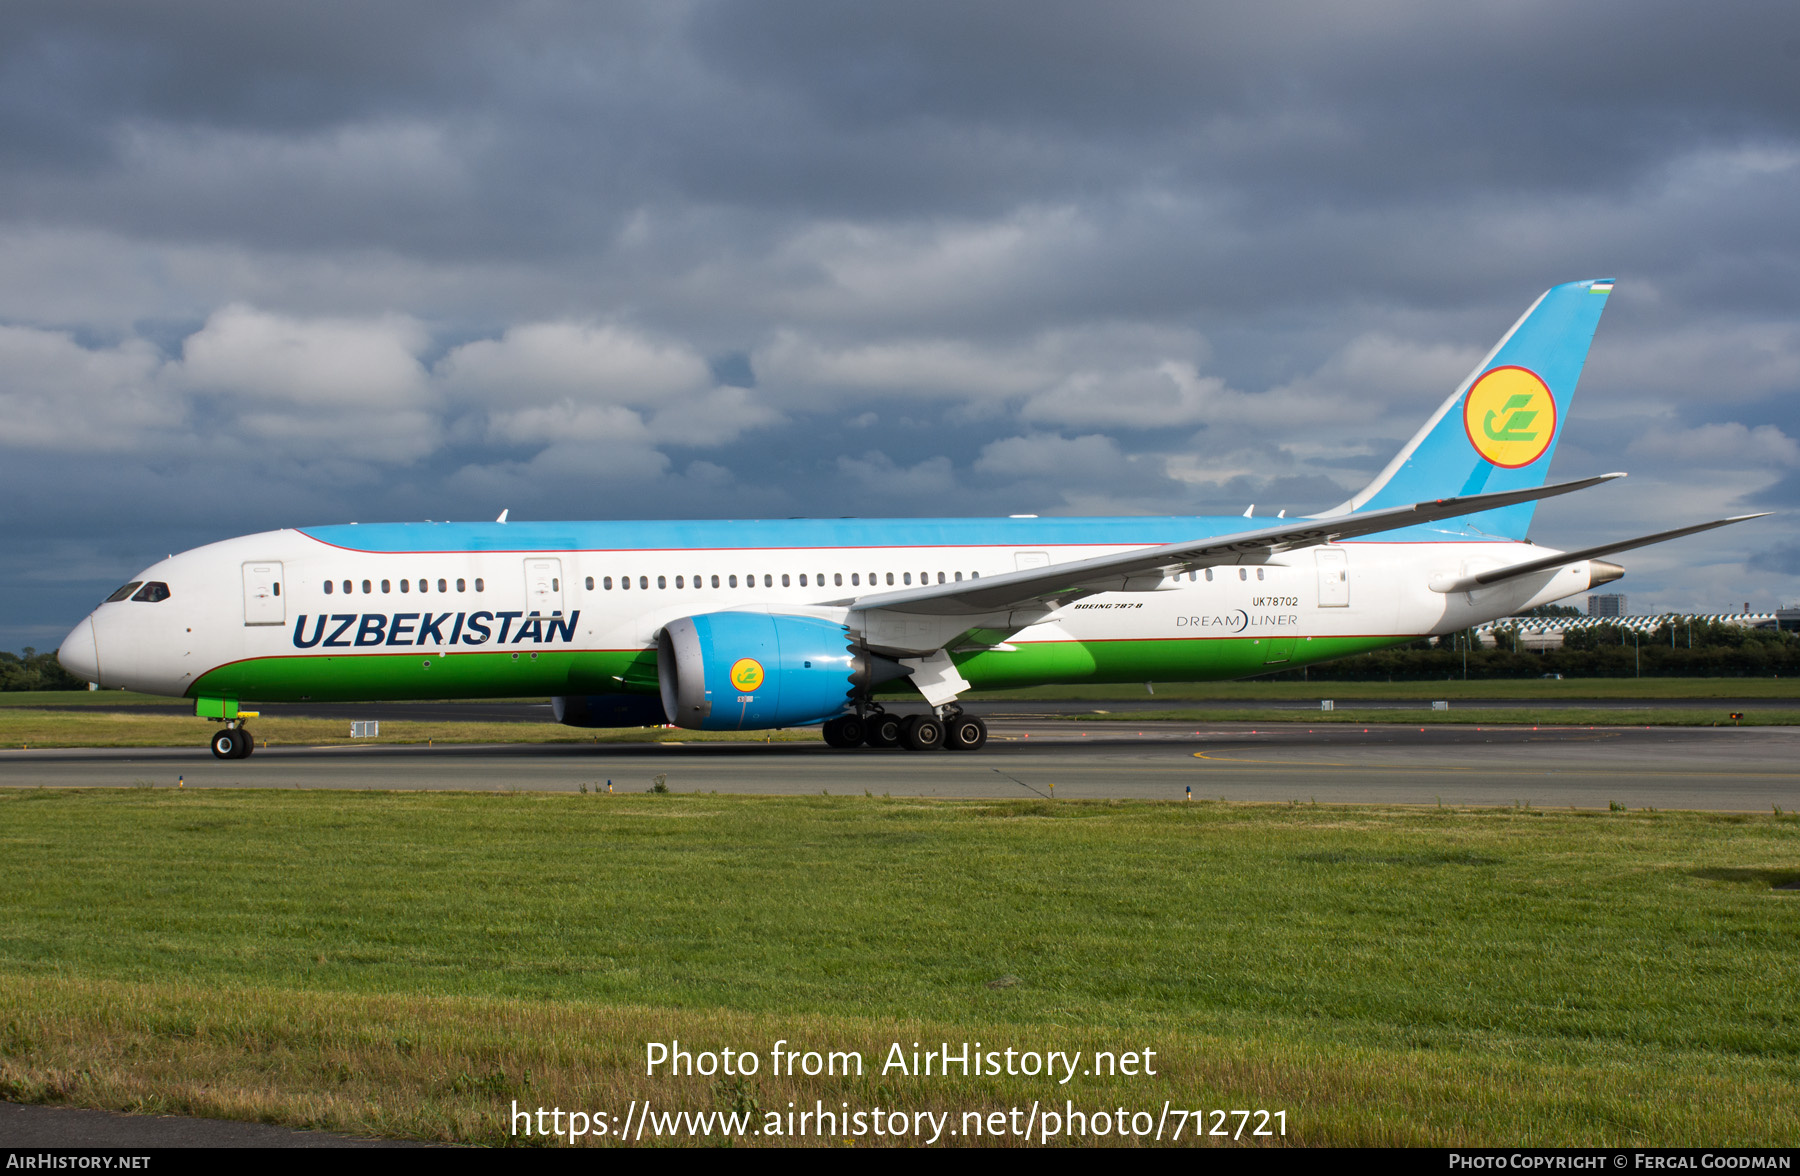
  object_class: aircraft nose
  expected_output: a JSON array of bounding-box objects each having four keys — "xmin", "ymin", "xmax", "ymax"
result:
[{"xmin": 58, "ymin": 616, "xmax": 101, "ymax": 686}]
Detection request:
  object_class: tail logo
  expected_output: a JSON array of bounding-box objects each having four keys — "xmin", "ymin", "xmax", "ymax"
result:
[
  {"xmin": 729, "ymin": 658, "xmax": 765, "ymax": 692},
  {"xmin": 1463, "ymin": 365, "xmax": 1556, "ymax": 468}
]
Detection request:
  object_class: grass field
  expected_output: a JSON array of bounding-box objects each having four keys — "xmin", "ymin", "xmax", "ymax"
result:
[{"xmin": 1, "ymin": 789, "xmax": 1796, "ymax": 1146}]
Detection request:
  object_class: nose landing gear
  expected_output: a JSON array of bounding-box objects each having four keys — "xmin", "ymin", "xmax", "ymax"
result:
[{"xmin": 209, "ymin": 724, "xmax": 255, "ymax": 759}]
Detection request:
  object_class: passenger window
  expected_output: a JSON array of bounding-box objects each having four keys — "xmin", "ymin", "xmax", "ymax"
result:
[
  {"xmin": 1205, "ymin": 569, "xmax": 1213, "ymax": 582},
  {"xmin": 603, "ymin": 577, "xmax": 612, "ymax": 590},
  {"xmin": 835, "ymin": 573, "xmax": 843, "ymax": 587},
  {"xmin": 764, "ymin": 574, "xmax": 773, "ymax": 587},
  {"xmin": 657, "ymin": 576, "xmax": 666, "ymax": 589},
  {"xmin": 456, "ymin": 578, "xmax": 466, "ymax": 592},
  {"xmin": 729, "ymin": 575, "xmax": 738, "ymax": 588},
  {"xmin": 585, "ymin": 576, "xmax": 594, "ymax": 590},
  {"xmin": 903, "ymin": 572, "xmax": 912, "ymax": 585},
  {"xmin": 438, "ymin": 579, "xmax": 447, "ymax": 593},
  {"xmin": 400, "ymin": 579, "xmax": 410, "ymax": 593},
  {"xmin": 1238, "ymin": 568, "xmax": 1247, "ymax": 581},
  {"xmin": 362, "ymin": 580, "xmax": 372, "ymax": 594},
  {"xmin": 382, "ymin": 580, "xmax": 391, "ymax": 593},
  {"xmin": 888, "ymin": 573, "xmax": 896, "ymax": 585},
  {"xmin": 621, "ymin": 576, "xmax": 631, "ymax": 590},
  {"xmin": 273, "ymin": 582, "xmax": 281, "ymax": 596},
  {"xmin": 675, "ymin": 576, "xmax": 683, "ymax": 588},
  {"xmin": 954, "ymin": 571, "xmax": 962, "ymax": 581},
  {"xmin": 324, "ymin": 581, "xmax": 333, "ymax": 594},
  {"xmin": 105, "ymin": 582, "xmax": 143, "ymax": 603},
  {"xmin": 937, "ymin": 572, "xmax": 945, "ymax": 584},
  {"xmin": 851, "ymin": 573, "xmax": 859, "ymax": 586},
  {"xmin": 711, "ymin": 575, "xmax": 720, "ymax": 588},
  {"xmin": 475, "ymin": 578, "xmax": 484, "ymax": 592},
  {"xmin": 798, "ymin": 574, "xmax": 806, "ymax": 587},
  {"xmin": 782, "ymin": 574, "xmax": 790, "ymax": 587},
  {"xmin": 131, "ymin": 582, "xmax": 170, "ymax": 602},
  {"xmin": 640, "ymin": 576, "xmax": 649, "ymax": 590},
  {"xmin": 419, "ymin": 579, "xmax": 428, "ymax": 592},
  {"xmin": 553, "ymin": 578, "xmax": 560, "ymax": 591}
]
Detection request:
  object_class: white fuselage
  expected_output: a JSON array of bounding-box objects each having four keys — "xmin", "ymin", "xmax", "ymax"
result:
[{"xmin": 61, "ymin": 526, "xmax": 1604, "ymax": 699}]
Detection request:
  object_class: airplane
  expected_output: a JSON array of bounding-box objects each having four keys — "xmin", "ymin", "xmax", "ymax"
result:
[{"xmin": 56, "ymin": 278, "xmax": 1765, "ymax": 758}]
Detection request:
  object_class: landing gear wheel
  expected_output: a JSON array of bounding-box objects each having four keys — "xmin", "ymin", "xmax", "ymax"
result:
[
  {"xmin": 944, "ymin": 714, "xmax": 987, "ymax": 751},
  {"xmin": 863, "ymin": 712, "xmax": 903, "ymax": 748},
  {"xmin": 210, "ymin": 728, "xmax": 244, "ymax": 760},
  {"xmin": 901, "ymin": 713, "xmax": 945, "ymax": 751},
  {"xmin": 235, "ymin": 729, "xmax": 256, "ymax": 758},
  {"xmin": 822, "ymin": 715, "xmax": 865, "ymax": 748}
]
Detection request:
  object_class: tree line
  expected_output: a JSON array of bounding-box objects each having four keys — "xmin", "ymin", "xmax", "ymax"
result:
[
  {"xmin": 1, "ymin": 648, "xmax": 91, "ymax": 691},
  {"xmin": 1270, "ymin": 619, "xmax": 1800, "ymax": 681}
]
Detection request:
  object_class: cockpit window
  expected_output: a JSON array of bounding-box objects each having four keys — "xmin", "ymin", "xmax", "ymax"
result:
[
  {"xmin": 131, "ymin": 582, "xmax": 171, "ymax": 603},
  {"xmin": 105, "ymin": 582, "xmax": 143, "ymax": 603}
]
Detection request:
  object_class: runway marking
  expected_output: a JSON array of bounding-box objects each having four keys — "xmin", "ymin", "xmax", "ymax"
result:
[
  {"xmin": 1192, "ymin": 751, "xmax": 1473, "ymax": 771},
  {"xmin": 990, "ymin": 766, "xmax": 1050, "ymax": 799}
]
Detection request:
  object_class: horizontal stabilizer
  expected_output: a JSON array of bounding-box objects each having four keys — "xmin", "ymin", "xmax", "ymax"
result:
[
  {"xmin": 850, "ymin": 472, "xmax": 1626, "ymax": 618},
  {"xmin": 1434, "ymin": 514, "xmax": 1771, "ymax": 594}
]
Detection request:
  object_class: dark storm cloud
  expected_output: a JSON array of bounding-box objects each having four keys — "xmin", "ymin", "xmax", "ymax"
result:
[{"xmin": 1, "ymin": 1, "xmax": 1798, "ymax": 647}]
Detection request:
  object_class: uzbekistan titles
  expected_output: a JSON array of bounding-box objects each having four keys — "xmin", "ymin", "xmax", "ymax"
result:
[{"xmin": 290, "ymin": 611, "xmax": 581, "ymax": 648}]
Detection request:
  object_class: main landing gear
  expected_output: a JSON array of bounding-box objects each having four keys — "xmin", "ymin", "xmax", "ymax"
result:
[
  {"xmin": 209, "ymin": 725, "xmax": 255, "ymax": 760},
  {"xmin": 821, "ymin": 710, "xmax": 987, "ymax": 752}
]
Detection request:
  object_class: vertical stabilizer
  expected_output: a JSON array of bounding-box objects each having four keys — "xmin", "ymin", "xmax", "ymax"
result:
[{"xmin": 1324, "ymin": 278, "xmax": 1614, "ymax": 539}]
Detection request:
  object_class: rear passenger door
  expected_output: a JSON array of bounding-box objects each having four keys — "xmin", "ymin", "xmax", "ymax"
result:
[{"xmin": 1315, "ymin": 548, "xmax": 1349, "ymax": 607}]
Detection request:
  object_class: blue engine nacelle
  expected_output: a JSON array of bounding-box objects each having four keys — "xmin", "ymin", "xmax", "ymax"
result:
[
  {"xmin": 657, "ymin": 612, "xmax": 873, "ymax": 730},
  {"xmin": 552, "ymin": 693, "xmax": 669, "ymax": 728}
]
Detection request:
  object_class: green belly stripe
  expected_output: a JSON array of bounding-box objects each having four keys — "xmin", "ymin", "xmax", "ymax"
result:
[{"xmin": 190, "ymin": 635, "xmax": 1412, "ymax": 704}]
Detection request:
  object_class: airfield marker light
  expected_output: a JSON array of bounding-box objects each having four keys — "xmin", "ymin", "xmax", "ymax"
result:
[
  {"xmin": 177, "ymin": 776, "xmax": 184, "ymax": 789},
  {"xmin": 1185, "ymin": 785, "xmax": 1192, "ymax": 802},
  {"xmin": 1731, "ymin": 712, "xmax": 1744, "ymax": 725}
]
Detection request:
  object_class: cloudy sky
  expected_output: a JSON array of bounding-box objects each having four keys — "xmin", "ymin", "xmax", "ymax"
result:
[{"xmin": 3, "ymin": 0, "xmax": 1798, "ymax": 649}]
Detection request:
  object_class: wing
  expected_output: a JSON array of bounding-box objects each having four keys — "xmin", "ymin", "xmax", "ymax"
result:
[{"xmin": 845, "ymin": 472, "xmax": 1626, "ymax": 618}]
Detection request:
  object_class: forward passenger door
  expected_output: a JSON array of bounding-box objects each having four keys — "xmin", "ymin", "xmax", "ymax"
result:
[{"xmin": 242, "ymin": 562, "xmax": 284, "ymax": 626}]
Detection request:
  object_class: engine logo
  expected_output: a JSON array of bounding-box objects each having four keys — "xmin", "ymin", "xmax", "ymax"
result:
[
  {"xmin": 1463, "ymin": 365, "xmax": 1556, "ymax": 469},
  {"xmin": 729, "ymin": 657, "xmax": 765, "ymax": 692}
]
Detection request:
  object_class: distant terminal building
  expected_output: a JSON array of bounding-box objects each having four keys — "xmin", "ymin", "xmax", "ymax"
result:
[
  {"xmin": 1477, "ymin": 612, "xmax": 1782, "ymax": 650},
  {"xmin": 1587, "ymin": 594, "xmax": 1626, "ymax": 617}
]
